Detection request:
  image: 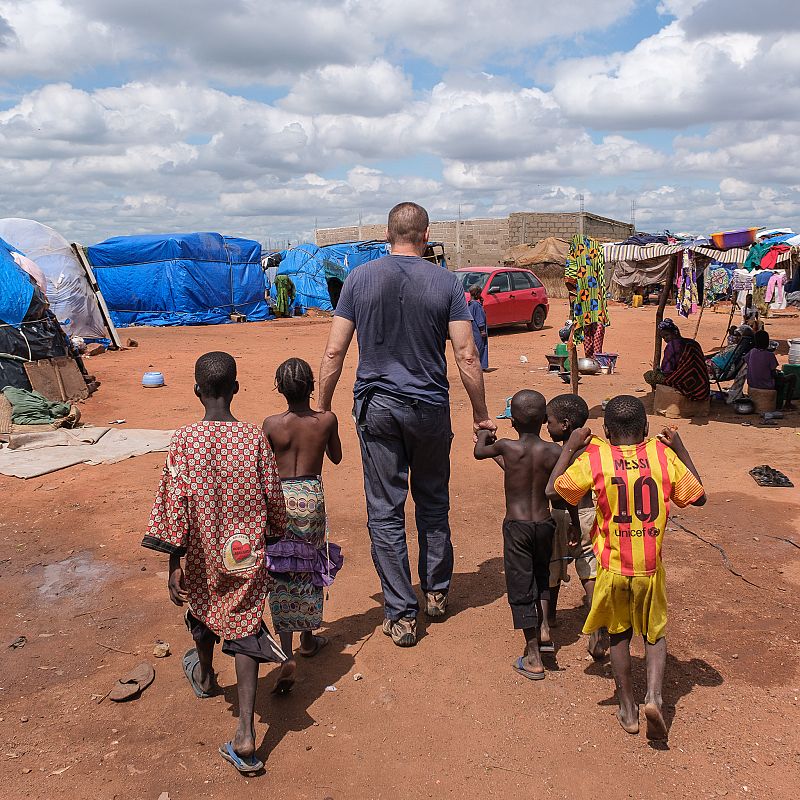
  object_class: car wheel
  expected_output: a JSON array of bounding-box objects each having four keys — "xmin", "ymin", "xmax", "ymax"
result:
[{"xmin": 527, "ymin": 305, "xmax": 546, "ymax": 331}]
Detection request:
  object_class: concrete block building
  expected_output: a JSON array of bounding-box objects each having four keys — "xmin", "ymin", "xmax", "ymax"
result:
[{"xmin": 315, "ymin": 211, "xmax": 633, "ymax": 269}]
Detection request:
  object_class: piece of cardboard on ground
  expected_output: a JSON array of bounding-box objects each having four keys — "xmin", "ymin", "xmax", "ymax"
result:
[{"xmin": 24, "ymin": 357, "xmax": 89, "ymax": 402}]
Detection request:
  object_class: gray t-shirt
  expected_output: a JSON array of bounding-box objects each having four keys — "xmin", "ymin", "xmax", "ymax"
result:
[{"xmin": 334, "ymin": 254, "xmax": 471, "ymax": 405}]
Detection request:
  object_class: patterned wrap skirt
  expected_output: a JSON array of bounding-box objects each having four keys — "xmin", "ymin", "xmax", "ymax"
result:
[{"xmin": 269, "ymin": 477, "xmax": 331, "ymax": 633}]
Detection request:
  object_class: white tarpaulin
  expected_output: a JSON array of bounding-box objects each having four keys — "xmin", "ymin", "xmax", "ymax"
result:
[
  {"xmin": 0, "ymin": 427, "xmax": 173, "ymax": 478},
  {"xmin": 0, "ymin": 218, "xmax": 108, "ymax": 339}
]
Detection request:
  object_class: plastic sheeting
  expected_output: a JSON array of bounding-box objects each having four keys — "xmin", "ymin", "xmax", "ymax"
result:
[
  {"xmin": 87, "ymin": 232, "xmax": 269, "ymax": 327},
  {"xmin": 0, "ymin": 237, "xmax": 34, "ymax": 328},
  {"xmin": 0, "ymin": 218, "xmax": 108, "ymax": 339},
  {"xmin": 274, "ymin": 241, "xmax": 391, "ymax": 311}
]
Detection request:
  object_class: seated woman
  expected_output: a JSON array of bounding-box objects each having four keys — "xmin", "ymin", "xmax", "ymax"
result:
[
  {"xmin": 644, "ymin": 319, "xmax": 710, "ymax": 401},
  {"xmin": 706, "ymin": 325, "xmax": 754, "ymax": 380}
]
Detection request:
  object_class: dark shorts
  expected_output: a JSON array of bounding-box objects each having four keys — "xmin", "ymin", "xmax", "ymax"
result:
[
  {"xmin": 185, "ymin": 610, "xmax": 286, "ymax": 664},
  {"xmin": 502, "ymin": 518, "xmax": 556, "ymax": 630}
]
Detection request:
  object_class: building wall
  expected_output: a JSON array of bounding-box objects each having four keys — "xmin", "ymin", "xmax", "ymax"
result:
[{"xmin": 315, "ymin": 211, "xmax": 632, "ymax": 269}]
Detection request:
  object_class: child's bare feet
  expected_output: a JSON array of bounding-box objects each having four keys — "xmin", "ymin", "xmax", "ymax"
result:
[
  {"xmin": 272, "ymin": 658, "xmax": 296, "ymax": 694},
  {"xmin": 644, "ymin": 696, "xmax": 668, "ymax": 741},
  {"xmin": 617, "ymin": 703, "xmax": 640, "ymax": 734},
  {"xmin": 588, "ymin": 630, "xmax": 608, "ymax": 660}
]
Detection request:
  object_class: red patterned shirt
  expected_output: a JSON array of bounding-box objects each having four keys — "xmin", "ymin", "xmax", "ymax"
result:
[{"xmin": 142, "ymin": 421, "xmax": 287, "ymax": 640}]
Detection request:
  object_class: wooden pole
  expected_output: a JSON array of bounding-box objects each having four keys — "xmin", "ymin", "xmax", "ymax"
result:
[
  {"xmin": 721, "ymin": 298, "xmax": 738, "ymax": 344},
  {"xmin": 653, "ymin": 254, "xmax": 679, "ymax": 369},
  {"xmin": 692, "ymin": 301, "xmax": 705, "ymax": 340}
]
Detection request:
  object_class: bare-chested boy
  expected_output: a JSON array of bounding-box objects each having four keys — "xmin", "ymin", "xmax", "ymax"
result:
[
  {"xmin": 545, "ymin": 393, "xmax": 607, "ymax": 660},
  {"xmin": 262, "ymin": 357, "xmax": 343, "ymax": 694},
  {"xmin": 474, "ymin": 389, "xmax": 560, "ymax": 680}
]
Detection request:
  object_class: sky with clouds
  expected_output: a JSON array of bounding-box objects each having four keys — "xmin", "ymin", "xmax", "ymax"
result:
[{"xmin": 0, "ymin": 0, "xmax": 798, "ymax": 244}]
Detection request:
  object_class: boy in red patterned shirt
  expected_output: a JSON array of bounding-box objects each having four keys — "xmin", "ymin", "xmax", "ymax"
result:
[{"xmin": 142, "ymin": 352, "xmax": 288, "ymax": 775}]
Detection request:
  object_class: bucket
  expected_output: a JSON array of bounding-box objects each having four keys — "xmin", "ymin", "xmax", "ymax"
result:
[{"xmin": 142, "ymin": 371, "xmax": 165, "ymax": 388}]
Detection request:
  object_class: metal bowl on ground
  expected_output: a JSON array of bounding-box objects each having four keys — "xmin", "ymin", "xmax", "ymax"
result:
[
  {"xmin": 577, "ymin": 357, "xmax": 601, "ymax": 375},
  {"xmin": 733, "ymin": 397, "xmax": 755, "ymax": 415}
]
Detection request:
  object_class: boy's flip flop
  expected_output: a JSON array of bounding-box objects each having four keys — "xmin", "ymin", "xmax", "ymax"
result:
[
  {"xmin": 512, "ymin": 657, "xmax": 546, "ymax": 681},
  {"xmin": 182, "ymin": 648, "xmax": 214, "ymax": 699},
  {"xmin": 299, "ymin": 634, "xmax": 329, "ymax": 658},
  {"xmin": 108, "ymin": 662, "xmax": 155, "ymax": 702},
  {"xmin": 219, "ymin": 742, "xmax": 263, "ymax": 774},
  {"xmin": 539, "ymin": 641, "xmax": 555, "ymax": 653}
]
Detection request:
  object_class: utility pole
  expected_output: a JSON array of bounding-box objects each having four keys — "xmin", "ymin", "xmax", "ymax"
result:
[
  {"xmin": 631, "ymin": 199, "xmax": 637, "ymax": 232},
  {"xmin": 456, "ymin": 204, "xmax": 463, "ymax": 269},
  {"xmin": 357, "ymin": 211, "xmax": 363, "ymax": 242}
]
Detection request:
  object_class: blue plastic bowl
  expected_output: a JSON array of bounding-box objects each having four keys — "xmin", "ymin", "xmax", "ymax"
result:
[{"xmin": 142, "ymin": 371, "xmax": 165, "ymax": 388}]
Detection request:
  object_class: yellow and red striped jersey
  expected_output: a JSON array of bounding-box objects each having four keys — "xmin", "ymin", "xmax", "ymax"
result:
[{"xmin": 554, "ymin": 436, "xmax": 704, "ymax": 577}]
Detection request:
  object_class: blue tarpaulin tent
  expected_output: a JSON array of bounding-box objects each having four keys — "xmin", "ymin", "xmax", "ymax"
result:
[
  {"xmin": 0, "ymin": 236, "xmax": 33, "ymax": 329},
  {"xmin": 273, "ymin": 240, "xmax": 447, "ymax": 312},
  {"xmin": 273, "ymin": 241, "xmax": 390, "ymax": 312},
  {"xmin": 87, "ymin": 232, "xmax": 269, "ymax": 327}
]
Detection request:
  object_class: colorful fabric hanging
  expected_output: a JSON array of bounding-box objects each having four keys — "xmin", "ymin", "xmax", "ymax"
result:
[
  {"xmin": 705, "ymin": 263, "xmax": 731, "ymax": 303},
  {"xmin": 565, "ymin": 234, "xmax": 609, "ymax": 343},
  {"xmin": 676, "ymin": 250, "xmax": 698, "ymax": 318}
]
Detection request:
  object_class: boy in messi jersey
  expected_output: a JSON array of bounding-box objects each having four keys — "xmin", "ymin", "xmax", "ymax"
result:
[{"xmin": 546, "ymin": 395, "xmax": 705, "ymax": 741}]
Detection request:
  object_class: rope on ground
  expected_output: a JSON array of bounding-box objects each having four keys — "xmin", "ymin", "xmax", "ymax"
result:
[{"xmin": 670, "ymin": 520, "xmax": 767, "ymax": 590}]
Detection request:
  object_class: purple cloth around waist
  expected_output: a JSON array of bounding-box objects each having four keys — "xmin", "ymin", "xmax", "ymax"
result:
[{"xmin": 266, "ymin": 539, "xmax": 343, "ymax": 587}]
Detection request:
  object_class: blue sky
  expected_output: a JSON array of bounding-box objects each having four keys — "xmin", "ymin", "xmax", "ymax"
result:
[{"xmin": 0, "ymin": 0, "xmax": 798, "ymax": 243}]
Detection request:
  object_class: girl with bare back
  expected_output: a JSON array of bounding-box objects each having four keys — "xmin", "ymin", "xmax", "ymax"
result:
[{"xmin": 262, "ymin": 358, "xmax": 344, "ymax": 694}]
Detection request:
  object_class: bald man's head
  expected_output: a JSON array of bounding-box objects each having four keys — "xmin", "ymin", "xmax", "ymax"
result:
[{"xmin": 387, "ymin": 202, "xmax": 429, "ymax": 248}]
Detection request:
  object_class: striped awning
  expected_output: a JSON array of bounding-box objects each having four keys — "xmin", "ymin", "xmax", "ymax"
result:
[
  {"xmin": 602, "ymin": 243, "xmax": 683, "ymax": 262},
  {"xmin": 690, "ymin": 246, "xmax": 749, "ymax": 264}
]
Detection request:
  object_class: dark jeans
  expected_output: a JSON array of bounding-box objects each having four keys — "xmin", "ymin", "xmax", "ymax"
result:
[
  {"xmin": 356, "ymin": 393, "xmax": 454, "ymax": 621},
  {"xmin": 502, "ymin": 518, "xmax": 555, "ymax": 630}
]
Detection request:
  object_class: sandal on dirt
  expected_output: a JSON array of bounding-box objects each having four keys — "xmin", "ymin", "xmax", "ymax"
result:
[
  {"xmin": 219, "ymin": 742, "xmax": 263, "ymax": 774},
  {"xmin": 512, "ymin": 656, "xmax": 546, "ymax": 681},
  {"xmin": 109, "ymin": 662, "xmax": 155, "ymax": 702},
  {"xmin": 299, "ymin": 634, "xmax": 329, "ymax": 658},
  {"xmin": 182, "ymin": 648, "xmax": 214, "ymax": 699}
]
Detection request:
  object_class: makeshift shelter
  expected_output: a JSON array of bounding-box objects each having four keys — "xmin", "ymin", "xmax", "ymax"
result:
[
  {"xmin": 0, "ymin": 218, "xmax": 114, "ymax": 343},
  {"xmin": 86, "ymin": 233, "xmax": 269, "ymax": 327},
  {"xmin": 503, "ymin": 237, "xmax": 571, "ymax": 298},
  {"xmin": 0, "ymin": 238, "xmax": 75, "ymax": 393},
  {"xmin": 274, "ymin": 240, "xmax": 447, "ymax": 312}
]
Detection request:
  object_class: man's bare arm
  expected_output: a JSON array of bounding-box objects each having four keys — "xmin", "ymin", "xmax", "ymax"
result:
[
  {"xmin": 317, "ymin": 316, "xmax": 356, "ymax": 412},
  {"xmin": 448, "ymin": 319, "xmax": 495, "ymax": 436}
]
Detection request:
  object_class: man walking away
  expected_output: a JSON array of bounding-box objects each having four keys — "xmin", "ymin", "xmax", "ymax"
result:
[{"xmin": 317, "ymin": 202, "xmax": 496, "ymax": 646}]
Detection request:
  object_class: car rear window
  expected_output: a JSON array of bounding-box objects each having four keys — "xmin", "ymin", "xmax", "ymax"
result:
[
  {"xmin": 489, "ymin": 272, "xmax": 511, "ymax": 293},
  {"xmin": 511, "ymin": 271, "xmax": 532, "ymax": 290},
  {"xmin": 458, "ymin": 271, "xmax": 489, "ymax": 291}
]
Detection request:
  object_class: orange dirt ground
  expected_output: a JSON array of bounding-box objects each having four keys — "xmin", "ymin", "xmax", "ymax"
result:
[{"xmin": 1, "ymin": 303, "xmax": 799, "ymax": 800}]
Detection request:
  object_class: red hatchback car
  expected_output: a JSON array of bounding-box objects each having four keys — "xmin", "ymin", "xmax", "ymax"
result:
[{"xmin": 456, "ymin": 267, "xmax": 549, "ymax": 330}]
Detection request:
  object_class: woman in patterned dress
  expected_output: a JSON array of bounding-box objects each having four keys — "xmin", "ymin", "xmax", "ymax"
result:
[{"xmin": 262, "ymin": 358, "xmax": 343, "ymax": 693}]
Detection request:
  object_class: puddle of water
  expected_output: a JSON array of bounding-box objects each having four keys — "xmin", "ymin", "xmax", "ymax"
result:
[{"xmin": 37, "ymin": 552, "xmax": 115, "ymax": 600}]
